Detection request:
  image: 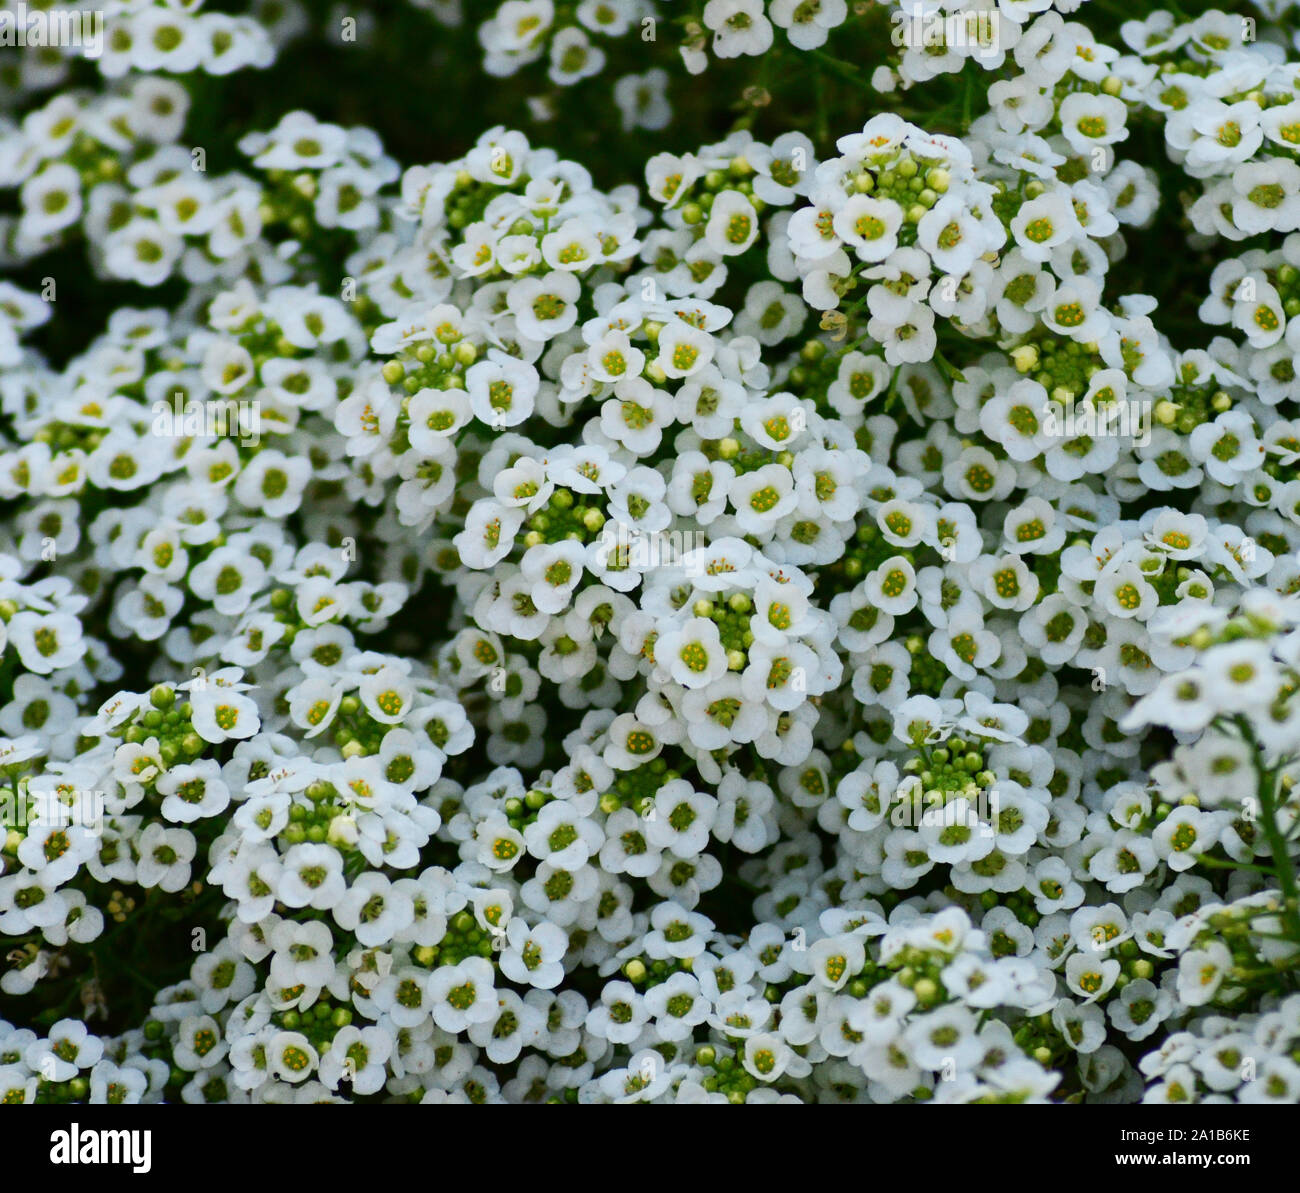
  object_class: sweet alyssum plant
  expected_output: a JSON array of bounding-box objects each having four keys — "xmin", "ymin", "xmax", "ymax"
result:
[{"xmin": 1, "ymin": 0, "xmax": 1300, "ymax": 1104}]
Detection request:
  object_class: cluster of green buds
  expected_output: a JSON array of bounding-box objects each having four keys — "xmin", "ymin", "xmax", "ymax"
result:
[
  {"xmin": 897, "ymin": 630, "xmax": 961, "ymax": 696},
  {"xmin": 842, "ymin": 152, "xmax": 952, "ymax": 244},
  {"xmin": 238, "ymin": 310, "xmax": 353, "ymax": 379},
  {"xmin": 978, "ymin": 889, "xmax": 1044, "ymax": 937},
  {"xmin": 1009, "ymin": 335, "xmax": 1106, "ymax": 405},
  {"xmin": 258, "ymin": 168, "xmax": 352, "ymax": 245},
  {"xmin": 442, "ymin": 167, "xmax": 517, "ymax": 231},
  {"xmin": 1010, "ymin": 1011, "xmax": 1070, "ymax": 1080},
  {"xmin": 1097, "ymin": 939, "xmax": 1160, "ymax": 997},
  {"xmin": 415, "ymin": 909, "xmax": 502, "ymax": 967},
  {"xmin": 118, "ymin": 683, "xmax": 206, "ymax": 765},
  {"xmin": 898, "ymin": 737, "xmax": 999, "ymax": 831},
  {"xmin": 689, "ymin": 594, "xmax": 754, "ymax": 674},
  {"xmin": 60, "ymin": 111, "xmax": 127, "ymax": 180},
  {"xmin": 1183, "ymin": 608, "xmax": 1300, "ymax": 651},
  {"xmin": 29, "ymin": 419, "xmax": 109, "ymax": 467},
  {"xmin": 502, "ymin": 784, "xmax": 556, "ymax": 833},
  {"xmin": 274, "ymin": 996, "xmax": 354, "ymax": 1043},
  {"xmin": 139, "ymin": 1017, "xmax": 197, "ymax": 1094},
  {"xmin": 599, "ymin": 756, "xmax": 683, "ymax": 818},
  {"xmin": 1263, "ymin": 259, "xmax": 1300, "ymax": 320},
  {"xmin": 333, "ymin": 697, "xmax": 393, "ymax": 760},
  {"xmin": 26, "ymin": 1070, "xmax": 93, "ymax": 1105},
  {"xmin": 676, "ymin": 155, "xmax": 770, "ymax": 227},
  {"xmin": 520, "ymin": 487, "xmax": 606, "ymax": 550},
  {"xmin": 620, "ymin": 952, "xmax": 692, "ymax": 991},
  {"xmin": 693, "ymin": 1043, "xmax": 766, "ymax": 1103},
  {"xmin": 382, "ymin": 336, "xmax": 479, "ymax": 402},
  {"xmin": 887, "ymin": 945, "xmax": 952, "ymax": 1018},
  {"xmin": 280, "ymin": 780, "xmax": 360, "ymax": 848},
  {"xmin": 1150, "ymin": 362, "xmax": 1236, "ymax": 436},
  {"xmin": 699, "ymin": 433, "xmax": 793, "ymax": 476},
  {"xmin": 783, "ymin": 336, "xmax": 839, "ymax": 400}
]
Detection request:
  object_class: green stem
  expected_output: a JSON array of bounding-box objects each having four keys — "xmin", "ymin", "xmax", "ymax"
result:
[
  {"xmin": 1239, "ymin": 717, "xmax": 1300, "ymax": 948},
  {"xmin": 1196, "ymin": 855, "xmax": 1277, "ymax": 875}
]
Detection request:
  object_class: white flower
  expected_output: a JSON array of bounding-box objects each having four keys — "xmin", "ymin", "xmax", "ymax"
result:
[
  {"xmin": 135, "ymin": 823, "xmax": 196, "ymax": 892},
  {"xmin": 156, "ymin": 760, "xmax": 231, "ymax": 824},
  {"xmin": 654, "ymin": 617, "xmax": 729, "ymax": 689},
  {"xmin": 548, "ymin": 26, "xmax": 605, "ymax": 85},
  {"xmin": 277, "ymin": 843, "xmax": 347, "ymax": 910},
  {"xmin": 586, "ymin": 980, "xmax": 649, "ymax": 1043},
  {"xmin": 729, "ymin": 463, "xmax": 798, "ymax": 535},
  {"xmin": 466, "ymin": 354, "xmax": 539, "ymax": 428},
  {"xmin": 770, "ymin": 0, "xmax": 847, "ymax": 50},
  {"xmin": 541, "ymin": 219, "xmax": 602, "ymax": 271},
  {"xmin": 703, "ymin": 0, "xmax": 774, "ymax": 58},
  {"xmin": 455, "ymin": 499, "xmax": 525, "ymax": 569},
  {"xmin": 645, "ymin": 779, "xmax": 717, "ymax": 855},
  {"xmin": 656, "ymin": 320, "xmax": 714, "ymax": 378},
  {"xmin": 918, "ymin": 194, "xmax": 997, "ymax": 276},
  {"xmin": 1058, "ymin": 92, "xmax": 1129, "ymax": 156},
  {"xmin": 613, "ymin": 69, "xmax": 672, "ymax": 132},
  {"xmin": 834, "ymin": 194, "xmax": 904, "ymax": 262},
  {"xmin": 189, "ymin": 687, "xmax": 260, "ymax": 743},
  {"xmin": 705, "ymin": 190, "xmax": 760, "ymax": 255},
  {"xmin": 507, "ymin": 271, "xmax": 581, "ymax": 341},
  {"xmin": 1009, "ymin": 192, "xmax": 1080, "ymax": 262},
  {"xmin": 333, "ymin": 872, "xmax": 415, "ymax": 947},
  {"xmin": 600, "ymin": 376, "xmax": 673, "ymax": 454},
  {"xmin": 1177, "ymin": 942, "xmax": 1233, "ymax": 1008},
  {"xmin": 6, "ymin": 611, "xmax": 82, "ymax": 674},
  {"xmin": 19, "ymin": 164, "xmax": 82, "ymax": 239},
  {"xmin": 1065, "ymin": 953, "xmax": 1122, "ymax": 1004}
]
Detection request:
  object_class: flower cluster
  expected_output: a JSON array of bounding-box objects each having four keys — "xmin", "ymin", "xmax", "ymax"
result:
[{"xmin": 1, "ymin": 0, "xmax": 1300, "ymax": 1108}]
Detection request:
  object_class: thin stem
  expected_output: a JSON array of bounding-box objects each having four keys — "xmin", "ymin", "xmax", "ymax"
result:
[
  {"xmin": 1196, "ymin": 855, "xmax": 1278, "ymax": 875},
  {"xmin": 1238, "ymin": 717, "xmax": 1300, "ymax": 948}
]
